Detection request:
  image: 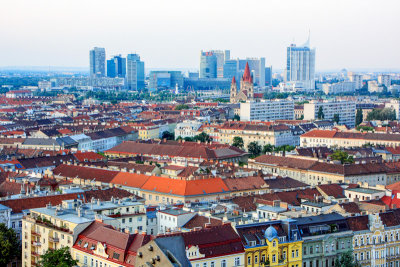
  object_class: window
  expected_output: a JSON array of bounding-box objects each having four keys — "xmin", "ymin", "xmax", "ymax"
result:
[
  {"xmin": 255, "ymin": 255, "xmax": 258, "ymax": 264},
  {"xmin": 292, "ymin": 250, "xmax": 295, "ymax": 258},
  {"xmin": 203, "ymin": 263, "xmax": 207, "ymax": 267},
  {"xmin": 221, "ymin": 260, "xmax": 227, "ymax": 267},
  {"xmin": 296, "ymin": 249, "xmax": 299, "ymax": 257},
  {"xmin": 234, "ymin": 257, "xmax": 240, "ymax": 266},
  {"xmin": 247, "ymin": 256, "xmax": 251, "ymax": 265},
  {"xmin": 272, "ymin": 254, "xmax": 276, "ymax": 262},
  {"xmin": 113, "ymin": 252, "xmax": 120, "ymax": 259},
  {"xmin": 273, "ymin": 240, "xmax": 277, "ymax": 247}
]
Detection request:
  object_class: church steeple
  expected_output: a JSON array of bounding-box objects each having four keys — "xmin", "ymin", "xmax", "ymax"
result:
[{"xmin": 242, "ymin": 62, "xmax": 252, "ymax": 83}]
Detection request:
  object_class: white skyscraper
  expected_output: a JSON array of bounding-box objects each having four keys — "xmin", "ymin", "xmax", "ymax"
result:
[
  {"xmin": 285, "ymin": 37, "xmax": 316, "ymax": 90},
  {"xmin": 89, "ymin": 47, "xmax": 106, "ymax": 77}
]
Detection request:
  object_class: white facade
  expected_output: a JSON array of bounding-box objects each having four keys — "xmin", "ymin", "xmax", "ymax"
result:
[
  {"xmin": 174, "ymin": 120, "xmax": 203, "ymax": 138},
  {"xmin": 240, "ymin": 99, "xmax": 294, "ymax": 121},
  {"xmin": 378, "ymin": 74, "xmax": 391, "ymax": 88},
  {"xmin": 348, "ymin": 73, "xmax": 363, "ymax": 89},
  {"xmin": 157, "ymin": 209, "xmax": 196, "ymax": 234},
  {"xmin": 368, "ymin": 80, "xmax": 384, "ymax": 93},
  {"xmin": 323, "ymin": 81, "xmax": 356, "ymax": 95},
  {"xmin": 304, "ymin": 100, "xmax": 356, "ymax": 128}
]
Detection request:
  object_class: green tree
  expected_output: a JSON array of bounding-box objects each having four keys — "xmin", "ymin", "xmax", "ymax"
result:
[
  {"xmin": 333, "ymin": 114, "xmax": 340, "ymax": 124},
  {"xmin": 174, "ymin": 104, "xmax": 189, "ymax": 110},
  {"xmin": 262, "ymin": 144, "xmax": 274, "ymax": 153},
  {"xmin": 161, "ymin": 131, "xmax": 175, "ymax": 140},
  {"xmin": 356, "ymin": 125, "xmax": 374, "ymax": 132},
  {"xmin": 355, "ymin": 108, "xmax": 363, "ymax": 126},
  {"xmin": 38, "ymin": 247, "xmax": 77, "ymax": 267},
  {"xmin": 248, "ymin": 142, "xmax": 262, "ymax": 157},
  {"xmin": 193, "ymin": 132, "xmax": 211, "ymax": 143},
  {"xmin": 233, "ymin": 114, "xmax": 240, "ymax": 121},
  {"xmin": 335, "ymin": 251, "xmax": 360, "ymax": 267},
  {"xmin": 0, "ymin": 223, "xmax": 20, "ymax": 266},
  {"xmin": 317, "ymin": 106, "xmax": 324, "ymax": 119},
  {"xmin": 330, "ymin": 150, "xmax": 355, "ymax": 164},
  {"xmin": 232, "ymin": 136, "xmax": 244, "ymax": 148},
  {"xmin": 366, "ymin": 108, "xmax": 397, "ymax": 121}
]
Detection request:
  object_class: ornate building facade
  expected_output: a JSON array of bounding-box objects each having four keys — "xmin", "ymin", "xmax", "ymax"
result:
[{"xmin": 230, "ymin": 62, "xmax": 254, "ymax": 103}]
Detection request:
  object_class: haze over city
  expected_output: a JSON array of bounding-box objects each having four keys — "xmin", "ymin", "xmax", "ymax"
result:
[{"xmin": 1, "ymin": 0, "xmax": 400, "ymax": 71}]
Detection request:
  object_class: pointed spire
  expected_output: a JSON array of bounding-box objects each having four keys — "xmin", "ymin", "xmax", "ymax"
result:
[
  {"xmin": 231, "ymin": 76, "xmax": 236, "ymax": 84},
  {"xmin": 242, "ymin": 62, "xmax": 252, "ymax": 82}
]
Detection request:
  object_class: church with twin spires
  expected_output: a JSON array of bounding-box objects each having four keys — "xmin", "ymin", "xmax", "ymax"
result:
[{"xmin": 230, "ymin": 62, "xmax": 254, "ymax": 103}]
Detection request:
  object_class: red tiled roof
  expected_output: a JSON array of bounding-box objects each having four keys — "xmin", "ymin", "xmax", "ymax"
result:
[
  {"xmin": 73, "ymin": 152, "xmax": 105, "ymax": 162},
  {"xmin": 223, "ymin": 176, "xmax": 266, "ymax": 191},
  {"xmin": 0, "ymin": 188, "xmax": 135, "ymax": 213},
  {"xmin": 52, "ymin": 164, "xmax": 119, "ymax": 183},
  {"xmin": 110, "ymin": 172, "xmax": 151, "ymax": 189},
  {"xmin": 182, "ymin": 214, "xmax": 224, "ymax": 229},
  {"xmin": 141, "ymin": 176, "xmax": 229, "ymax": 196},
  {"xmin": 347, "ymin": 215, "xmax": 369, "ymax": 231},
  {"xmin": 317, "ymin": 184, "xmax": 345, "ymax": 198},
  {"xmin": 159, "ymin": 224, "xmax": 244, "ymax": 258}
]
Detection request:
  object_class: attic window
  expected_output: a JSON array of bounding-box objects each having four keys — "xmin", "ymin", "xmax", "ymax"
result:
[
  {"xmin": 113, "ymin": 252, "xmax": 120, "ymax": 259},
  {"xmin": 83, "ymin": 243, "xmax": 88, "ymax": 248},
  {"xmin": 90, "ymin": 245, "xmax": 95, "ymax": 250},
  {"xmin": 78, "ymin": 240, "xmax": 82, "ymax": 245}
]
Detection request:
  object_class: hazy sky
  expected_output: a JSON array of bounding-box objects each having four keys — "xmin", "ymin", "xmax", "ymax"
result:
[{"xmin": 1, "ymin": 0, "xmax": 399, "ymax": 71}]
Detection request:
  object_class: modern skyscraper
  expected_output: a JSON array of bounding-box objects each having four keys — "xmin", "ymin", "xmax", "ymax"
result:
[
  {"xmin": 107, "ymin": 55, "xmax": 126, "ymax": 78},
  {"xmin": 223, "ymin": 60, "xmax": 238, "ymax": 81},
  {"xmin": 126, "ymin": 54, "xmax": 145, "ymax": 90},
  {"xmin": 89, "ymin": 47, "xmax": 106, "ymax": 77},
  {"xmin": 265, "ymin": 66, "xmax": 272, "ymax": 86},
  {"xmin": 285, "ymin": 38, "xmax": 316, "ymax": 90},
  {"xmin": 199, "ymin": 50, "xmax": 230, "ymax": 78}
]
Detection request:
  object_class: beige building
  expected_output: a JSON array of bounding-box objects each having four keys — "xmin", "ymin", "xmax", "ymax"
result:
[{"xmin": 300, "ymin": 129, "xmax": 400, "ymax": 148}]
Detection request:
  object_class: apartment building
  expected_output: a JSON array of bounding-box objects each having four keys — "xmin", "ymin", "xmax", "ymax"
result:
[
  {"xmin": 322, "ymin": 81, "xmax": 356, "ymax": 95},
  {"xmin": 347, "ymin": 211, "xmax": 400, "ymax": 267},
  {"xmin": 249, "ymin": 155, "xmax": 390, "ymax": 186},
  {"xmin": 240, "ymin": 99, "xmax": 294, "ymax": 122},
  {"xmin": 236, "ymin": 220, "xmax": 303, "ymax": 267},
  {"xmin": 304, "ymin": 100, "xmax": 356, "ymax": 128},
  {"xmin": 300, "ymin": 129, "xmax": 400, "ymax": 148},
  {"xmin": 218, "ymin": 121, "xmax": 295, "ymax": 148}
]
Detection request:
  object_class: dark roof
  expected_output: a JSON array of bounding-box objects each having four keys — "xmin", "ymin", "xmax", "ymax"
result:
[{"xmin": 52, "ymin": 164, "xmax": 119, "ymax": 183}]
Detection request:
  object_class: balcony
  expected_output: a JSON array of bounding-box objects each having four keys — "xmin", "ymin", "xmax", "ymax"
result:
[
  {"xmin": 32, "ymin": 241, "xmax": 41, "ymax": 247},
  {"xmin": 31, "ymin": 260, "xmax": 37, "ymax": 266},
  {"xmin": 49, "ymin": 236, "xmax": 59, "ymax": 243},
  {"xmin": 31, "ymin": 230, "xmax": 41, "ymax": 237},
  {"xmin": 31, "ymin": 251, "xmax": 40, "ymax": 257}
]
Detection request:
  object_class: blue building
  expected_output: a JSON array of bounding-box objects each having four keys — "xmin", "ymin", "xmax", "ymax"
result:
[
  {"xmin": 149, "ymin": 71, "xmax": 183, "ymax": 91},
  {"xmin": 223, "ymin": 60, "xmax": 238, "ymax": 81},
  {"xmin": 126, "ymin": 54, "xmax": 145, "ymax": 90},
  {"xmin": 107, "ymin": 55, "xmax": 126, "ymax": 78}
]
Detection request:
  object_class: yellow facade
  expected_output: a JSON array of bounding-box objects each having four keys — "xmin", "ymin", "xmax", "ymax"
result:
[{"xmin": 245, "ymin": 238, "xmax": 303, "ymax": 267}]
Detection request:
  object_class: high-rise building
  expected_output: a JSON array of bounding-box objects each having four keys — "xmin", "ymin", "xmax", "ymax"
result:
[
  {"xmin": 348, "ymin": 72, "xmax": 363, "ymax": 89},
  {"xmin": 265, "ymin": 66, "xmax": 272, "ymax": 86},
  {"xmin": 223, "ymin": 60, "xmax": 238, "ymax": 81},
  {"xmin": 378, "ymin": 74, "xmax": 391, "ymax": 88},
  {"xmin": 107, "ymin": 55, "xmax": 126, "ymax": 78},
  {"xmin": 285, "ymin": 39, "xmax": 315, "ymax": 90},
  {"xmin": 126, "ymin": 54, "xmax": 145, "ymax": 90},
  {"xmin": 199, "ymin": 50, "xmax": 230, "ymax": 78},
  {"xmin": 89, "ymin": 47, "xmax": 106, "ymax": 77}
]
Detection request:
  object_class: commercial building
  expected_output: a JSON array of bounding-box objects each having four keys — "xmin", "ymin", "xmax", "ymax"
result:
[
  {"xmin": 89, "ymin": 47, "xmax": 106, "ymax": 77},
  {"xmin": 304, "ymin": 100, "xmax": 356, "ymax": 128},
  {"xmin": 148, "ymin": 71, "xmax": 183, "ymax": 91},
  {"xmin": 265, "ymin": 66, "xmax": 272, "ymax": 87},
  {"xmin": 106, "ymin": 55, "xmax": 126, "ymax": 78},
  {"xmin": 199, "ymin": 50, "xmax": 230, "ymax": 78},
  {"xmin": 240, "ymin": 99, "xmax": 294, "ymax": 121},
  {"xmin": 238, "ymin": 58, "xmax": 265, "ymax": 87},
  {"xmin": 126, "ymin": 54, "xmax": 145, "ymax": 90},
  {"xmin": 285, "ymin": 40, "xmax": 316, "ymax": 90}
]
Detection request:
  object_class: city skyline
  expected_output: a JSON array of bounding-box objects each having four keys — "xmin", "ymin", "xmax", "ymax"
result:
[{"xmin": 0, "ymin": 0, "xmax": 399, "ymax": 71}]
